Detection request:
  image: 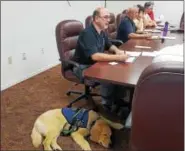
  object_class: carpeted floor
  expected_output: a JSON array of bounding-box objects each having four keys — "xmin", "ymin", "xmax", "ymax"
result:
[{"xmin": 1, "ymin": 64, "xmax": 130, "ymax": 150}]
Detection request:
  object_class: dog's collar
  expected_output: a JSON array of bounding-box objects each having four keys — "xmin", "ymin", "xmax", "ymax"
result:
[
  {"xmin": 89, "ymin": 116, "xmax": 101, "ymax": 130},
  {"xmin": 85, "ymin": 116, "xmax": 101, "ymax": 139}
]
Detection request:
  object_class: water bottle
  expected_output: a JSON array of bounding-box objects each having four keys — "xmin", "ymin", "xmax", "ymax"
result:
[
  {"xmin": 162, "ymin": 21, "xmax": 169, "ymax": 37},
  {"xmin": 161, "ymin": 21, "xmax": 169, "ymax": 43}
]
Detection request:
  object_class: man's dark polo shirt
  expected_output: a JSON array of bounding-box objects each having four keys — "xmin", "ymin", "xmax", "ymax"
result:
[
  {"xmin": 116, "ymin": 16, "xmax": 136, "ymax": 43},
  {"xmin": 73, "ymin": 24, "xmax": 112, "ymax": 65}
]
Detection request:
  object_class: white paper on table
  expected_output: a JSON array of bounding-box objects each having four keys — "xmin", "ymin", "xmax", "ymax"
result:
[
  {"xmin": 125, "ymin": 51, "xmax": 141, "ymax": 57},
  {"xmin": 161, "ymin": 36, "xmax": 176, "ymax": 40},
  {"xmin": 125, "ymin": 57, "xmax": 136, "ymax": 63},
  {"xmin": 144, "ymin": 29, "xmax": 161, "ymax": 33},
  {"xmin": 151, "ymin": 30, "xmax": 161, "ymax": 33},
  {"xmin": 108, "ymin": 62, "xmax": 118, "ymax": 65},
  {"xmin": 142, "ymin": 51, "xmax": 158, "ymax": 57},
  {"xmin": 156, "ymin": 26, "xmax": 164, "ymax": 30},
  {"xmin": 144, "ymin": 29, "xmax": 153, "ymax": 32},
  {"xmin": 150, "ymin": 35, "xmax": 160, "ymax": 39},
  {"xmin": 135, "ymin": 45, "xmax": 151, "ymax": 49}
]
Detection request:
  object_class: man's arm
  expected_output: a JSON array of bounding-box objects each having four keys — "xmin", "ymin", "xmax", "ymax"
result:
[
  {"xmin": 129, "ymin": 32, "xmax": 151, "ymax": 39},
  {"xmin": 108, "ymin": 45, "xmax": 125, "ymax": 54},
  {"xmin": 91, "ymin": 52, "xmax": 128, "ymax": 62},
  {"xmin": 103, "ymin": 32, "xmax": 125, "ymax": 54}
]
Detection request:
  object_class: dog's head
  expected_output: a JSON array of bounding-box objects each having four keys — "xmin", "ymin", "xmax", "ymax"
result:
[{"xmin": 89, "ymin": 119, "xmax": 112, "ymax": 148}]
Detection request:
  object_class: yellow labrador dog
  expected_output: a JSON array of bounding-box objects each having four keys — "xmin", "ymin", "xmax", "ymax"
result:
[{"xmin": 31, "ymin": 107, "xmax": 124, "ymax": 150}]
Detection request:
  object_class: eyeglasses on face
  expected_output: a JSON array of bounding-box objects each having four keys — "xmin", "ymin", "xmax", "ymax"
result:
[{"xmin": 98, "ymin": 15, "xmax": 110, "ymax": 20}]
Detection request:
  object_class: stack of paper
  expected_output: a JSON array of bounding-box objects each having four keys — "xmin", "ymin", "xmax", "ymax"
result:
[
  {"xmin": 153, "ymin": 44, "xmax": 183, "ymax": 63},
  {"xmin": 160, "ymin": 36, "xmax": 176, "ymax": 40},
  {"xmin": 125, "ymin": 51, "xmax": 141, "ymax": 57},
  {"xmin": 149, "ymin": 35, "xmax": 176, "ymax": 40},
  {"xmin": 158, "ymin": 44, "xmax": 183, "ymax": 56},
  {"xmin": 153, "ymin": 55, "xmax": 183, "ymax": 63}
]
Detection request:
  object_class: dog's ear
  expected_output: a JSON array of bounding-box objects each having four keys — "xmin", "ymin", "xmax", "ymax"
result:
[
  {"xmin": 90, "ymin": 128, "xmax": 100, "ymax": 142},
  {"xmin": 89, "ymin": 121, "xmax": 101, "ymax": 142}
]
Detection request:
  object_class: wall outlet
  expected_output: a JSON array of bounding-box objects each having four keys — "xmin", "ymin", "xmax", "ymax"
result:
[
  {"xmin": 8, "ymin": 56, "xmax": 12, "ymax": 64},
  {"xmin": 41, "ymin": 48, "xmax": 44, "ymax": 54},
  {"xmin": 22, "ymin": 53, "xmax": 26, "ymax": 60}
]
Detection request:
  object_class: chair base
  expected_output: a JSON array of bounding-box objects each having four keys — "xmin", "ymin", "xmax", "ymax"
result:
[{"xmin": 66, "ymin": 85, "xmax": 100, "ymax": 110}]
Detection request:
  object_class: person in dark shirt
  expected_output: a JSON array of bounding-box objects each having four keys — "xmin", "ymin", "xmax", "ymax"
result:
[
  {"xmin": 116, "ymin": 7, "xmax": 152, "ymax": 43},
  {"xmin": 73, "ymin": 7, "xmax": 129, "ymax": 114},
  {"xmin": 73, "ymin": 8, "xmax": 128, "ymax": 65}
]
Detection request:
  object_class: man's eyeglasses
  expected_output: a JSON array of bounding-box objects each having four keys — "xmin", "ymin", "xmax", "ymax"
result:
[{"xmin": 98, "ymin": 15, "xmax": 110, "ymax": 20}]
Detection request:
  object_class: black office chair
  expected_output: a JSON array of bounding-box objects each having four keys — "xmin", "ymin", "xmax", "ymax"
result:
[{"xmin": 55, "ymin": 19, "xmax": 100, "ymax": 108}]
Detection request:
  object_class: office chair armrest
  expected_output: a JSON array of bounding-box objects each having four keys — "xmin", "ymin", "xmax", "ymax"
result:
[
  {"xmin": 109, "ymin": 39, "xmax": 123, "ymax": 47},
  {"xmin": 60, "ymin": 58, "xmax": 80, "ymax": 71},
  {"xmin": 63, "ymin": 59, "xmax": 80, "ymax": 68}
]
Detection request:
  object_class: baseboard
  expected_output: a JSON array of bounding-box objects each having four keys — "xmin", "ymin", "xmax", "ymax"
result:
[{"xmin": 1, "ymin": 61, "xmax": 60, "ymax": 91}]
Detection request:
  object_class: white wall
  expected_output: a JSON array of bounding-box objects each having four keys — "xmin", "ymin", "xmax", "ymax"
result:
[
  {"xmin": 1, "ymin": 1, "xmax": 184, "ymax": 91},
  {"xmin": 106, "ymin": 1, "xmax": 184, "ymax": 26},
  {"xmin": 1, "ymin": 1, "xmax": 103, "ymax": 90},
  {"xmin": 153, "ymin": 1, "xmax": 184, "ymax": 26},
  {"xmin": 106, "ymin": 1, "xmax": 146, "ymax": 15}
]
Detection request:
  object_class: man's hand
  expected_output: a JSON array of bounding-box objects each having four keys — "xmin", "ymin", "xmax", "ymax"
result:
[
  {"xmin": 144, "ymin": 33, "xmax": 152, "ymax": 38},
  {"xmin": 115, "ymin": 49, "xmax": 126, "ymax": 55},
  {"xmin": 117, "ymin": 53, "xmax": 129, "ymax": 62}
]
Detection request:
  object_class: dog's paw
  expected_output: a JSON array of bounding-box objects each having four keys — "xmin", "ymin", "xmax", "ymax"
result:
[
  {"xmin": 82, "ymin": 145, "xmax": 92, "ymax": 151},
  {"xmin": 51, "ymin": 144, "xmax": 62, "ymax": 151},
  {"xmin": 83, "ymin": 147, "xmax": 92, "ymax": 151},
  {"xmin": 112, "ymin": 123, "xmax": 124, "ymax": 130}
]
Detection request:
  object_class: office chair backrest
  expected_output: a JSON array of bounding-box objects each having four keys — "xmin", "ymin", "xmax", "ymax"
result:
[
  {"xmin": 56, "ymin": 20, "xmax": 84, "ymax": 60},
  {"xmin": 130, "ymin": 61, "xmax": 184, "ymax": 151},
  {"xmin": 85, "ymin": 15, "xmax": 93, "ymax": 28},
  {"xmin": 107, "ymin": 13, "xmax": 117, "ymax": 39},
  {"xmin": 116, "ymin": 10, "xmax": 127, "ymax": 28},
  {"xmin": 55, "ymin": 20, "xmax": 84, "ymax": 81}
]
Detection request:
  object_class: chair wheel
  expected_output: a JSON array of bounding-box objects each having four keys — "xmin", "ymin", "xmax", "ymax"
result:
[{"xmin": 66, "ymin": 92, "xmax": 71, "ymax": 96}]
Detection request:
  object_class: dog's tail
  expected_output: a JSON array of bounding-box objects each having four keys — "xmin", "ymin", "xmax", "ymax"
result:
[{"xmin": 31, "ymin": 127, "xmax": 43, "ymax": 148}]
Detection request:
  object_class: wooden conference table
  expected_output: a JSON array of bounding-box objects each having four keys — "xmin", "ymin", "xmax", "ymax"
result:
[{"xmin": 84, "ymin": 32, "xmax": 184, "ymax": 87}]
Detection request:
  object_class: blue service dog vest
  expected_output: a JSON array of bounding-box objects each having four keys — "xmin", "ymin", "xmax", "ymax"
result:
[{"xmin": 61, "ymin": 107, "xmax": 89, "ymax": 128}]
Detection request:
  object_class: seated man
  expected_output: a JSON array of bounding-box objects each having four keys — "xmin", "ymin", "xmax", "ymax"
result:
[
  {"xmin": 73, "ymin": 7, "xmax": 129, "ymax": 115},
  {"xmin": 116, "ymin": 7, "xmax": 151, "ymax": 43},
  {"xmin": 144, "ymin": 2, "xmax": 157, "ymax": 27}
]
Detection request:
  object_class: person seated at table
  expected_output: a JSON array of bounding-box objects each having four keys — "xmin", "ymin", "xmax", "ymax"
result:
[
  {"xmin": 133, "ymin": 5, "xmax": 145, "ymax": 33},
  {"xmin": 116, "ymin": 7, "xmax": 152, "ymax": 43},
  {"xmin": 145, "ymin": 1, "xmax": 155, "ymax": 21},
  {"xmin": 73, "ymin": 7, "xmax": 130, "ymax": 117},
  {"xmin": 144, "ymin": 2, "xmax": 157, "ymax": 27}
]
